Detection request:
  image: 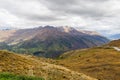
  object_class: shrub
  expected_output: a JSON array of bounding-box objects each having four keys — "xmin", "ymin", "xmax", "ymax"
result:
[{"xmin": 0, "ymin": 73, "xmax": 45, "ymax": 80}]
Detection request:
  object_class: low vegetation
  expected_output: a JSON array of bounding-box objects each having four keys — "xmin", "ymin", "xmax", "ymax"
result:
[
  {"xmin": 0, "ymin": 50, "xmax": 97, "ymax": 80},
  {"xmin": 55, "ymin": 47, "xmax": 120, "ymax": 80},
  {"xmin": 0, "ymin": 72, "xmax": 44, "ymax": 80},
  {"xmin": 1, "ymin": 40, "xmax": 119, "ymax": 80}
]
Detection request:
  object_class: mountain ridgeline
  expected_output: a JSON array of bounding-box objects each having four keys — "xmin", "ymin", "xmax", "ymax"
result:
[
  {"xmin": 106, "ymin": 39, "xmax": 120, "ymax": 47},
  {"xmin": 0, "ymin": 26, "xmax": 109, "ymax": 58}
]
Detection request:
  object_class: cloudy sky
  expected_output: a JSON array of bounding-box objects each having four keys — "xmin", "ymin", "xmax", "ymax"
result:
[{"xmin": 0, "ymin": 0, "xmax": 120, "ymax": 35}]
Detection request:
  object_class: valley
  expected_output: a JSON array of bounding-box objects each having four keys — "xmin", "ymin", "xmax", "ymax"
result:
[
  {"xmin": 0, "ymin": 26, "xmax": 119, "ymax": 80},
  {"xmin": 0, "ymin": 0, "xmax": 120, "ymax": 80}
]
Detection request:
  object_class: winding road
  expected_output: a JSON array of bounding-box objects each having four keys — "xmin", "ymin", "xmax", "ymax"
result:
[{"xmin": 113, "ymin": 47, "xmax": 120, "ymax": 51}]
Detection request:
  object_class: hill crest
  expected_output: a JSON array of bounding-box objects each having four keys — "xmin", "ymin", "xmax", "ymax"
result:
[{"xmin": 0, "ymin": 50, "xmax": 97, "ymax": 80}]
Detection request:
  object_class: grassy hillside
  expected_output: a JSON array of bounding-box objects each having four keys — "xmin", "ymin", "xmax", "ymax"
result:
[
  {"xmin": 0, "ymin": 73, "xmax": 44, "ymax": 80},
  {"xmin": 106, "ymin": 39, "xmax": 120, "ymax": 47},
  {"xmin": 56, "ymin": 47, "xmax": 120, "ymax": 80},
  {"xmin": 0, "ymin": 50, "xmax": 97, "ymax": 80}
]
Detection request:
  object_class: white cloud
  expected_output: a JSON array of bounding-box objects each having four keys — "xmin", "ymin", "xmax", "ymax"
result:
[
  {"xmin": 0, "ymin": 0, "xmax": 120, "ymax": 35},
  {"xmin": 0, "ymin": 9, "xmax": 19, "ymax": 26}
]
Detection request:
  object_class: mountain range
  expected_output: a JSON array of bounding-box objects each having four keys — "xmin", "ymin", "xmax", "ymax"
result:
[
  {"xmin": 0, "ymin": 26, "xmax": 109, "ymax": 58},
  {"xmin": 0, "ymin": 39, "xmax": 119, "ymax": 80},
  {"xmin": 0, "ymin": 26, "xmax": 15, "ymax": 30},
  {"xmin": 0, "ymin": 26, "xmax": 119, "ymax": 80},
  {"xmin": 108, "ymin": 34, "xmax": 120, "ymax": 40}
]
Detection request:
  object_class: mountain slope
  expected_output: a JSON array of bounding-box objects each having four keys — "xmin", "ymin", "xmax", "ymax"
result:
[
  {"xmin": 0, "ymin": 30, "xmax": 16, "ymax": 42},
  {"xmin": 0, "ymin": 50, "xmax": 97, "ymax": 80},
  {"xmin": 55, "ymin": 47, "xmax": 120, "ymax": 80},
  {"xmin": 106, "ymin": 39, "xmax": 120, "ymax": 48},
  {"xmin": 0, "ymin": 26, "xmax": 109, "ymax": 58}
]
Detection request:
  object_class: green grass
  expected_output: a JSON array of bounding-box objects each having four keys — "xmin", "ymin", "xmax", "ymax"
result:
[{"xmin": 0, "ymin": 73, "xmax": 45, "ymax": 80}]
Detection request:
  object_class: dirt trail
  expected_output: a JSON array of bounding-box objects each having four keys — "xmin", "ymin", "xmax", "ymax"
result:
[{"xmin": 113, "ymin": 47, "xmax": 120, "ymax": 51}]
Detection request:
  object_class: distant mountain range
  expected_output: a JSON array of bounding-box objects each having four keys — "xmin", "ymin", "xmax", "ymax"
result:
[
  {"xmin": 0, "ymin": 26, "xmax": 109, "ymax": 58},
  {"xmin": 0, "ymin": 26, "xmax": 15, "ymax": 30},
  {"xmin": 108, "ymin": 34, "xmax": 120, "ymax": 40}
]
